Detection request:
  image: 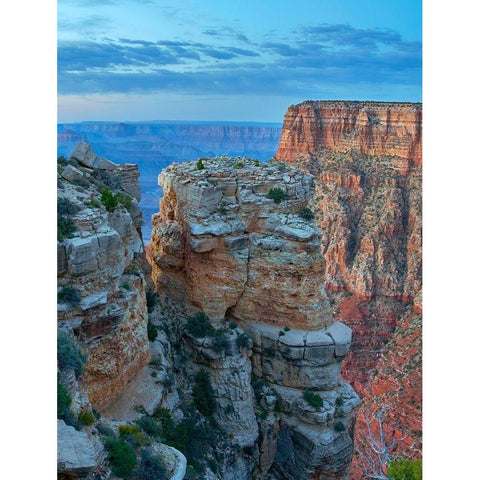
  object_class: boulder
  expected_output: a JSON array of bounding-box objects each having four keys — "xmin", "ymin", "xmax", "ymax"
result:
[
  {"xmin": 57, "ymin": 419, "xmax": 101, "ymax": 476},
  {"xmin": 70, "ymin": 141, "xmax": 97, "ymax": 168}
]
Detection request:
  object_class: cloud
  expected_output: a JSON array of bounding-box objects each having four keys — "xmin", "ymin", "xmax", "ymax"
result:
[
  {"xmin": 58, "ymin": 23, "xmax": 421, "ymax": 98},
  {"xmin": 203, "ymin": 26, "xmax": 250, "ymax": 43}
]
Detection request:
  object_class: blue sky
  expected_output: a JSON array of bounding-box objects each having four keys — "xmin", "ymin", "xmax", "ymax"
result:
[{"xmin": 58, "ymin": 0, "xmax": 422, "ymax": 122}]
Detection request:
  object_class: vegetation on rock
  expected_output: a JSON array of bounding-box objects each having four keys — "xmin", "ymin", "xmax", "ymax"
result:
[
  {"xmin": 266, "ymin": 187, "xmax": 286, "ymax": 203},
  {"xmin": 57, "ymin": 286, "xmax": 81, "ymax": 306},
  {"xmin": 193, "ymin": 369, "xmax": 217, "ymax": 416},
  {"xmin": 387, "ymin": 458, "xmax": 422, "ymax": 480},
  {"xmin": 297, "ymin": 206, "xmax": 315, "ymax": 220},
  {"xmin": 57, "ymin": 330, "xmax": 86, "ymax": 376},
  {"xmin": 185, "ymin": 312, "xmax": 215, "ymax": 338},
  {"xmin": 303, "ymin": 390, "xmax": 324, "ymax": 409},
  {"xmin": 101, "ymin": 187, "xmax": 119, "ymax": 212},
  {"xmin": 105, "ymin": 437, "xmax": 137, "ymax": 478},
  {"xmin": 77, "ymin": 409, "xmax": 96, "ymax": 426},
  {"xmin": 134, "ymin": 448, "xmax": 167, "ymax": 480}
]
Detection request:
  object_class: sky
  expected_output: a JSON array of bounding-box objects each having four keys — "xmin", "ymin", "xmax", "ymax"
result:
[{"xmin": 57, "ymin": 0, "xmax": 422, "ymax": 122}]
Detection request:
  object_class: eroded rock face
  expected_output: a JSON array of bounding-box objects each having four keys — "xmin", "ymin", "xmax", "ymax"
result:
[
  {"xmin": 150, "ymin": 157, "xmax": 331, "ymax": 330},
  {"xmin": 149, "ymin": 157, "xmax": 359, "ymax": 479},
  {"xmin": 57, "ymin": 147, "xmax": 150, "ymax": 411},
  {"xmin": 275, "ymin": 101, "xmax": 422, "ymax": 474},
  {"xmin": 277, "ymin": 101, "xmax": 422, "ymax": 168}
]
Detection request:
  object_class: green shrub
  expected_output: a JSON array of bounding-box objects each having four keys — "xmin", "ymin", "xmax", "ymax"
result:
[
  {"xmin": 101, "ymin": 187, "xmax": 119, "ymax": 212},
  {"xmin": 303, "ymin": 390, "xmax": 323, "ymax": 410},
  {"xmin": 121, "ymin": 282, "xmax": 132, "ymax": 291},
  {"xmin": 78, "ymin": 409, "xmax": 96, "ymax": 426},
  {"xmin": 119, "ymin": 424, "xmax": 148, "ymax": 447},
  {"xmin": 105, "ymin": 437, "xmax": 137, "ymax": 478},
  {"xmin": 234, "ymin": 161, "xmax": 244, "ymax": 168},
  {"xmin": 218, "ymin": 201, "xmax": 227, "ymax": 214},
  {"xmin": 193, "ymin": 370, "xmax": 216, "ymax": 417},
  {"xmin": 57, "ymin": 330, "xmax": 86, "ymax": 376},
  {"xmin": 212, "ymin": 332, "xmax": 229, "ymax": 353},
  {"xmin": 97, "ymin": 424, "xmax": 116, "ymax": 438},
  {"xmin": 134, "ymin": 448, "xmax": 167, "ymax": 480},
  {"xmin": 57, "ymin": 379, "xmax": 71, "ymax": 418},
  {"xmin": 171, "ymin": 413, "xmax": 220, "ymax": 475},
  {"xmin": 297, "ymin": 207, "xmax": 315, "ymax": 221},
  {"xmin": 387, "ymin": 458, "xmax": 422, "ymax": 480},
  {"xmin": 147, "ymin": 320, "xmax": 158, "ymax": 342},
  {"xmin": 266, "ymin": 187, "xmax": 286, "ymax": 204},
  {"xmin": 229, "ymin": 321, "xmax": 238, "ymax": 330},
  {"xmin": 87, "ymin": 198, "xmax": 101, "ymax": 208},
  {"xmin": 196, "ymin": 158, "xmax": 205, "ymax": 170},
  {"xmin": 236, "ymin": 333, "xmax": 251, "ymax": 349},
  {"xmin": 58, "ymin": 198, "xmax": 79, "ymax": 216},
  {"xmin": 335, "ymin": 397, "xmax": 344, "ymax": 407},
  {"xmin": 276, "ymin": 162, "xmax": 287, "ymax": 172},
  {"xmin": 334, "ymin": 421, "xmax": 345, "ymax": 432},
  {"xmin": 117, "ymin": 191, "xmax": 133, "ymax": 210},
  {"xmin": 153, "ymin": 407, "xmax": 175, "ymax": 433},
  {"xmin": 254, "ymin": 160, "xmax": 260, "ymax": 167},
  {"xmin": 57, "ymin": 286, "xmax": 81, "ymax": 306},
  {"xmin": 135, "ymin": 416, "xmax": 163, "ymax": 439},
  {"xmin": 185, "ymin": 312, "xmax": 215, "ymax": 338},
  {"xmin": 284, "ymin": 326, "xmax": 291, "ymax": 331},
  {"xmin": 71, "ymin": 176, "xmax": 91, "ymax": 189},
  {"xmin": 57, "ymin": 156, "xmax": 68, "ymax": 165},
  {"xmin": 57, "ymin": 215, "xmax": 77, "ymax": 240},
  {"xmin": 207, "ymin": 458, "xmax": 218, "ymax": 474}
]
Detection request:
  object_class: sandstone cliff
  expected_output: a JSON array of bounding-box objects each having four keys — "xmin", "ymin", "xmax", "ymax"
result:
[
  {"xmin": 275, "ymin": 101, "xmax": 422, "ymax": 475},
  {"xmin": 277, "ymin": 101, "xmax": 421, "ymax": 168},
  {"xmin": 58, "ymin": 141, "xmax": 150, "ymax": 411},
  {"xmin": 57, "ymin": 143, "xmax": 190, "ymax": 480},
  {"xmin": 148, "ymin": 157, "xmax": 360, "ymax": 479}
]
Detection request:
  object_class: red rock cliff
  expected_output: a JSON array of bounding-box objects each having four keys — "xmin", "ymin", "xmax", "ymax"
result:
[
  {"xmin": 276, "ymin": 101, "xmax": 422, "ymax": 475},
  {"xmin": 277, "ymin": 101, "xmax": 422, "ymax": 170}
]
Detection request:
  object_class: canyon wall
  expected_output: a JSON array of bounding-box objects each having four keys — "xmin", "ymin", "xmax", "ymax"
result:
[
  {"xmin": 276, "ymin": 101, "xmax": 422, "ymax": 168},
  {"xmin": 149, "ymin": 158, "xmax": 360, "ymax": 479},
  {"xmin": 57, "ymin": 141, "xmax": 150, "ymax": 411},
  {"xmin": 275, "ymin": 101, "xmax": 422, "ymax": 473}
]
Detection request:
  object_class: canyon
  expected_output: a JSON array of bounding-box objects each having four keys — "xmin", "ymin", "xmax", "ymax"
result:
[
  {"xmin": 57, "ymin": 100, "xmax": 422, "ymax": 480},
  {"xmin": 57, "ymin": 146, "xmax": 360, "ymax": 480},
  {"xmin": 275, "ymin": 101, "xmax": 422, "ymax": 473},
  {"xmin": 57, "ymin": 121, "xmax": 282, "ymax": 242}
]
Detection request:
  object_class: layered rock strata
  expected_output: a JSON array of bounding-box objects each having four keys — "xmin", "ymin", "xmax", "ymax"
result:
[
  {"xmin": 57, "ymin": 142, "xmax": 150, "ymax": 411},
  {"xmin": 277, "ymin": 101, "xmax": 422, "ymax": 167},
  {"xmin": 149, "ymin": 157, "xmax": 360, "ymax": 479},
  {"xmin": 275, "ymin": 101, "xmax": 422, "ymax": 474}
]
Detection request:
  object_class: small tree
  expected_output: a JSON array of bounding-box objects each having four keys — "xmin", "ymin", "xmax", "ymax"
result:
[
  {"xmin": 193, "ymin": 369, "xmax": 217, "ymax": 416},
  {"xmin": 101, "ymin": 187, "xmax": 119, "ymax": 212},
  {"xmin": 266, "ymin": 187, "xmax": 286, "ymax": 204},
  {"xmin": 297, "ymin": 207, "xmax": 315, "ymax": 221},
  {"xmin": 196, "ymin": 158, "xmax": 205, "ymax": 170}
]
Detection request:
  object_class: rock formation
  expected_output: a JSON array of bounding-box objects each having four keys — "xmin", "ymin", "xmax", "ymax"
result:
[
  {"xmin": 276, "ymin": 101, "xmax": 422, "ymax": 168},
  {"xmin": 57, "ymin": 142, "xmax": 198, "ymax": 480},
  {"xmin": 275, "ymin": 101, "xmax": 422, "ymax": 475},
  {"xmin": 58, "ymin": 141, "xmax": 150, "ymax": 411},
  {"xmin": 149, "ymin": 157, "xmax": 360, "ymax": 479}
]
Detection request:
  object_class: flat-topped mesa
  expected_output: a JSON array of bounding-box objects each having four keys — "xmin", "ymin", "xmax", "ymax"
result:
[
  {"xmin": 276, "ymin": 101, "xmax": 422, "ymax": 167},
  {"xmin": 149, "ymin": 156, "xmax": 333, "ymax": 330}
]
